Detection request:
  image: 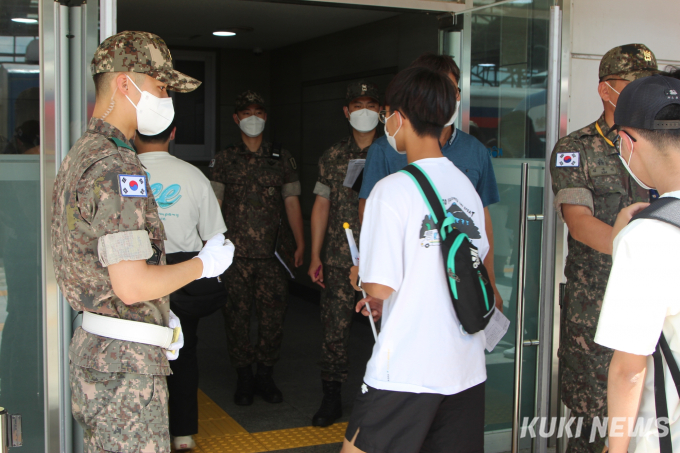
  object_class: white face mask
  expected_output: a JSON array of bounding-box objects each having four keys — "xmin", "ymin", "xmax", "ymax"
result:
[
  {"xmin": 605, "ymin": 82, "xmax": 620, "ymax": 109},
  {"xmin": 348, "ymin": 108, "xmax": 379, "ymax": 132},
  {"xmin": 385, "ymin": 111, "xmax": 404, "ymax": 154},
  {"xmin": 444, "ymin": 100, "xmax": 461, "ymax": 127},
  {"xmin": 238, "ymin": 115, "xmax": 266, "ymax": 138},
  {"xmin": 618, "ymin": 133, "xmax": 655, "ymax": 190},
  {"xmin": 125, "ymin": 76, "xmax": 175, "ymax": 136}
]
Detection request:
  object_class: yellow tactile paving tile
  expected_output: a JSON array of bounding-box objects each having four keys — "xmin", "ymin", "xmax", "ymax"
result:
[{"xmin": 173, "ymin": 390, "xmax": 345, "ymax": 452}]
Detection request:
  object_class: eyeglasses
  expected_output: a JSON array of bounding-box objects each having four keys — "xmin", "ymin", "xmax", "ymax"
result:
[{"xmin": 613, "ymin": 129, "xmax": 637, "ymax": 155}]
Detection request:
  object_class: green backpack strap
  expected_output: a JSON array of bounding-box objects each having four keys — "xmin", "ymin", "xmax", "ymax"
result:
[{"xmin": 399, "ymin": 163, "xmax": 457, "ymax": 241}]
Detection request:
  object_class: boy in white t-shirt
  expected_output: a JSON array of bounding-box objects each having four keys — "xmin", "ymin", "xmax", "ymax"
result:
[
  {"xmin": 594, "ymin": 75, "xmax": 680, "ymax": 453},
  {"xmin": 342, "ymin": 67, "xmax": 488, "ymax": 453},
  {"xmin": 136, "ymin": 122, "xmax": 228, "ymax": 451}
]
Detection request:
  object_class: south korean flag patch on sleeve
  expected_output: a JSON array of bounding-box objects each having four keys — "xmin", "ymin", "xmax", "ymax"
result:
[
  {"xmin": 556, "ymin": 152, "xmax": 580, "ymax": 168},
  {"xmin": 118, "ymin": 174, "xmax": 147, "ymax": 197}
]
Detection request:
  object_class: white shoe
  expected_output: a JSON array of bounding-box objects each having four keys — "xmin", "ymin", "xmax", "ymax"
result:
[{"xmin": 173, "ymin": 435, "xmax": 196, "ymax": 451}]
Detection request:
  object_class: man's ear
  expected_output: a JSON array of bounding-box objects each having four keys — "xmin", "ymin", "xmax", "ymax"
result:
[
  {"xmin": 169, "ymin": 127, "xmax": 177, "ymax": 141},
  {"xmin": 343, "ymin": 106, "xmax": 350, "ymax": 120},
  {"xmin": 263, "ymin": 112, "xmax": 267, "ymax": 122},
  {"xmin": 116, "ymin": 73, "xmax": 131, "ymax": 97},
  {"xmin": 598, "ymin": 81, "xmax": 611, "ymax": 103},
  {"xmin": 233, "ymin": 113, "xmax": 240, "ymax": 126}
]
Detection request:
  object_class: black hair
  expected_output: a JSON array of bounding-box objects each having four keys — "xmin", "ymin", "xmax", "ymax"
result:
[
  {"xmin": 409, "ymin": 52, "xmax": 461, "ymax": 84},
  {"xmin": 660, "ymin": 66, "xmax": 680, "ymax": 81},
  {"xmin": 135, "ymin": 119, "xmax": 176, "ymax": 145},
  {"xmin": 384, "ymin": 67, "xmax": 456, "ymax": 139},
  {"xmin": 630, "ymin": 104, "xmax": 680, "ymax": 151}
]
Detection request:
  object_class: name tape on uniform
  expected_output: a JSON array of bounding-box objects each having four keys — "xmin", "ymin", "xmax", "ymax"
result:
[
  {"xmin": 556, "ymin": 152, "xmax": 580, "ymax": 168},
  {"xmin": 118, "ymin": 174, "xmax": 148, "ymax": 197}
]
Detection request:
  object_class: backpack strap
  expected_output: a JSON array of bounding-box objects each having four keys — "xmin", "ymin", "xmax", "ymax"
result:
[
  {"xmin": 654, "ymin": 339, "xmax": 673, "ymax": 453},
  {"xmin": 630, "ymin": 197, "xmax": 680, "ymax": 225},
  {"xmin": 400, "ymin": 164, "xmax": 460, "ymax": 241}
]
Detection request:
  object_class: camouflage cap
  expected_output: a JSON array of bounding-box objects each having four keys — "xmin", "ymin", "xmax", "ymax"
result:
[
  {"xmin": 235, "ymin": 90, "xmax": 266, "ymax": 112},
  {"xmin": 91, "ymin": 31, "xmax": 201, "ymax": 93},
  {"xmin": 599, "ymin": 44, "xmax": 659, "ymax": 82},
  {"xmin": 346, "ymin": 80, "xmax": 380, "ymax": 104}
]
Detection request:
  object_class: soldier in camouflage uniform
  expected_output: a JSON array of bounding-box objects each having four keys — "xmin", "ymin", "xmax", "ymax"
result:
[
  {"xmin": 307, "ymin": 80, "xmax": 381, "ymax": 427},
  {"xmin": 52, "ymin": 31, "xmax": 234, "ymax": 452},
  {"xmin": 550, "ymin": 44, "xmax": 658, "ymax": 453},
  {"xmin": 210, "ymin": 91, "xmax": 305, "ymax": 406}
]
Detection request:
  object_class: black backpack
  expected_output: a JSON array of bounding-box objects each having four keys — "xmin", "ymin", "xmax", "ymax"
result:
[
  {"xmin": 400, "ymin": 163, "xmax": 495, "ymax": 334},
  {"xmin": 629, "ymin": 197, "xmax": 680, "ymax": 453}
]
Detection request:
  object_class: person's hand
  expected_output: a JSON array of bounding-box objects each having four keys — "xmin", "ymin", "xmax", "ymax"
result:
[
  {"xmin": 308, "ymin": 257, "xmax": 325, "ymax": 288},
  {"xmin": 493, "ymin": 286, "xmax": 503, "ymax": 312},
  {"xmin": 612, "ymin": 202, "xmax": 649, "ymax": 243},
  {"xmin": 194, "ymin": 233, "xmax": 235, "ymax": 279},
  {"xmin": 166, "ymin": 310, "xmax": 184, "ymax": 361},
  {"xmin": 294, "ymin": 246, "xmax": 304, "ymax": 268},
  {"xmin": 349, "ymin": 266, "xmax": 361, "ymax": 292},
  {"xmin": 356, "ymin": 296, "xmax": 383, "ymax": 322}
]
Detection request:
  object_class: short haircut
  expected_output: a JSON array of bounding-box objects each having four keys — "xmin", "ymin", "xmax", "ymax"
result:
[
  {"xmin": 630, "ymin": 104, "xmax": 680, "ymax": 151},
  {"xmin": 93, "ymin": 72, "xmax": 145, "ymax": 98},
  {"xmin": 409, "ymin": 52, "xmax": 461, "ymax": 84},
  {"xmin": 661, "ymin": 66, "xmax": 680, "ymax": 81},
  {"xmin": 385, "ymin": 66, "xmax": 456, "ymax": 139},
  {"xmin": 136, "ymin": 119, "xmax": 175, "ymax": 144}
]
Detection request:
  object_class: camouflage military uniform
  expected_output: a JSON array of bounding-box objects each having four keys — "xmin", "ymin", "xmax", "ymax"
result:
[
  {"xmin": 551, "ymin": 44, "xmax": 658, "ymax": 453},
  {"xmin": 52, "ymin": 118, "xmax": 171, "ymax": 452},
  {"xmin": 210, "ymin": 140, "xmax": 301, "ymax": 367},
  {"xmin": 51, "ymin": 31, "xmax": 201, "ymax": 452},
  {"xmin": 551, "ymin": 114, "xmax": 650, "ymax": 453},
  {"xmin": 313, "ymin": 135, "xmax": 368, "ymax": 382}
]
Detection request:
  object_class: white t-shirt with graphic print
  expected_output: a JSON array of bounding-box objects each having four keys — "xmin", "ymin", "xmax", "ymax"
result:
[
  {"xmin": 138, "ymin": 151, "xmax": 226, "ymax": 254},
  {"xmin": 359, "ymin": 157, "xmax": 489, "ymax": 395}
]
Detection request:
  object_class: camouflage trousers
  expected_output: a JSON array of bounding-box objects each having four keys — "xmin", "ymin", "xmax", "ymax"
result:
[
  {"xmin": 70, "ymin": 361, "xmax": 170, "ymax": 453},
  {"xmin": 223, "ymin": 257, "xmax": 289, "ymax": 368},
  {"xmin": 319, "ymin": 264, "xmax": 360, "ymax": 382},
  {"xmin": 558, "ymin": 319, "xmax": 612, "ymax": 453}
]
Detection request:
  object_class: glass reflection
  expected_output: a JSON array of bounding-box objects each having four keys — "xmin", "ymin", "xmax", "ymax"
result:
[{"xmin": 0, "ymin": 0, "xmax": 43, "ymax": 449}]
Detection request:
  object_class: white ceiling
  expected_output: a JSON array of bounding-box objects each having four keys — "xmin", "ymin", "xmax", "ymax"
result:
[{"xmin": 117, "ymin": 0, "xmax": 401, "ymax": 51}]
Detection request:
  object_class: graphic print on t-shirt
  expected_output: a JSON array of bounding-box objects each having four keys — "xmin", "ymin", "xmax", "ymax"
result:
[
  {"xmin": 419, "ymin": 199, "xmax": 481, "ymax": 248},
  {"xmin": 146, "ymin": 171, "xmax": 182, "ymax": 209}
]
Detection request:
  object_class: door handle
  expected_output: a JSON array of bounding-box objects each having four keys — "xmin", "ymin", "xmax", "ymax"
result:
[{"xmin": 511, "ymin": 162, "xmax": 530, "ymax": 453}]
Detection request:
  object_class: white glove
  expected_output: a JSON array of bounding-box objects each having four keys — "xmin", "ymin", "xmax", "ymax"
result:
[
  {"xmin": 165, "ymin": 309, "xmax": 184, "ymax": 361},
  {"xmin": 193, "ymin": 233, "xmax": 235, "ymax": 279}
]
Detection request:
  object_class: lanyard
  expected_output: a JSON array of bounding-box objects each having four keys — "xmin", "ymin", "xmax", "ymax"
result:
[{"xmin": 595, "ymin": 122, "xmax": 615, "ymax": 148}]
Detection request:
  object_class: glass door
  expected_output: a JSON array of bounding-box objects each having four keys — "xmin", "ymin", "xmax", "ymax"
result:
[
  {"xmin": 443, "ymin": 1, "xmax": 553, "ymax": 451},
  {"xmin": 0, "ymin": 7, "xmax": 43, "ymax": 450}
]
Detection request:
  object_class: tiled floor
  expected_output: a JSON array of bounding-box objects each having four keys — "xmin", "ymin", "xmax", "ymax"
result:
[{"xmin": 189, "ymin": 294, "xmax": 374, "ymax": 452}]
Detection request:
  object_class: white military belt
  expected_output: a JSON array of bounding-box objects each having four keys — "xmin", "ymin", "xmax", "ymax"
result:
[{"xmin": 81, "ymin": 311, "xmax": 174, "ymax": 349}]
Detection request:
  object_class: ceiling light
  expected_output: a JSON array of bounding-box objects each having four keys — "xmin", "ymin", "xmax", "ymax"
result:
[
  {"xmin": 213, "ymin": 31, "xmax": 236, "ymax": 37},
  {"xmin": 478, "ymin": 63, "xmax": 496, "ymax": 67},
  {"xmin": 12, "ymin": 18, "xmax": 38, "ymax": 24}
]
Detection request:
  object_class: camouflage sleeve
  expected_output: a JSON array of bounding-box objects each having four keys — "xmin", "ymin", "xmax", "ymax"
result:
[
  {"xmin": 78, "ymin": 156, "xmax": 153, "ymax": 266},
  {"xmin": 313, "ymin": 149, "xmax": 331, "ymax": 199},
  {"xmin": 281, "ymin": 148, "xmax": 301, "ymax": 198},
  {"xmin": 550, "ymin": 136, "xmax": 594, "ymax": 221},
  {"xmin": 209, "ymin": 150, "xmax": 228, "ymax": 185}
]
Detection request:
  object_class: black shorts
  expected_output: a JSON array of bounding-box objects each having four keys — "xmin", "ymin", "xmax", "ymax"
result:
[{"xmin": 345, "ymin": 382, "xmax": 485, "ymax": 453}]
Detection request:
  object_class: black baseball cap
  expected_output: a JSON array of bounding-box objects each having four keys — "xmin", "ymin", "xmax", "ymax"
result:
[{"xmin": 615, "ymin": 75, "xmax": 680, "ymax": 130}]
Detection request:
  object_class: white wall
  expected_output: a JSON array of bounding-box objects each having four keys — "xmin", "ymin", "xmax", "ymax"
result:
[{"xmin": 566, "ymin": 0, "xmax": 680, "ymax": 134}]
